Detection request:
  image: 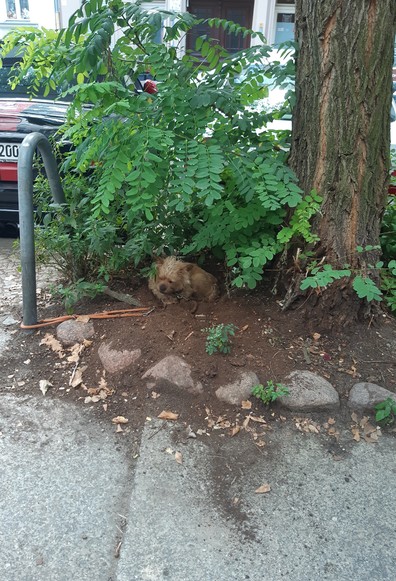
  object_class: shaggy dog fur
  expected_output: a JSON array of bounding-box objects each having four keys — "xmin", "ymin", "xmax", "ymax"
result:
[{"xmin": 149, "ymin": 256, "xmax": 218, "ymax": 304}]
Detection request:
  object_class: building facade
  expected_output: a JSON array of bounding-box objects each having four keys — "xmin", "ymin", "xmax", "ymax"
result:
[
  {"xmin": 148, "ymin": 0, "xmax": 295, "ymax": 46},
  {"xmin": 0, "ymin": 1, "xmax": 295, "ymax": 44}
]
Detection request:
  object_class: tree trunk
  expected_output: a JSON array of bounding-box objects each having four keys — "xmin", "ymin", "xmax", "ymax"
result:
[{"xmin": 288, "ymin": 0, "xmax": 396, "ymax": 325}]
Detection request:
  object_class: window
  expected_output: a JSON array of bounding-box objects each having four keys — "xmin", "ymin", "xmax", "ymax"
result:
[
  {"xmin": 274, "ymin": 1, "xmax": 295, "ymax": 45},
  {"xmin": 6, "ymin": 0, "xmax": 29, "ymax": 20}
]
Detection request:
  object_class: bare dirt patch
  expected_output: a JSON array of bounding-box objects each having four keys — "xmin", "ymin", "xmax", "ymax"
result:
[{"xmin": 2, "ymin": 276, "xmax": 395, "ymax": 444}]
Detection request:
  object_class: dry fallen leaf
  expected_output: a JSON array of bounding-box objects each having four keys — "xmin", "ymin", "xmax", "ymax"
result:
[
  {"xmin": 116, "ymin": 424, "xmax": 124, "ymax": 433},
  {"xmin": 112, "ymin": 416, "xmax": 129, "ymax": 424},
  {"xmin": 351, "ymin": 411, "xmax": 359, "ymax": 423},
  {"xmin": 359, "ymin": 416, "xmax": 369, "ymax": 429},
  {"xmin": 351, "ymin": 426, "xmax": 361, "ymax": 442},
  {"xmin": 157, "ymin": 410, "xmax": 179, "ymax": 421},
  {"xmin": 255, "ymin": 483, "xmax": 271, "ymax": 494},
  {"xmin": 39, "ymin": 379, "xmax": 52, "ymax": 396},
  {"xmin": 241, "ymin": 400, "xmax": 252, "ymax": 410},
  {"xmin": 76, "ymin": 315, "xmax": 91, "ymax": 323},
  {"xmin": 312, "ymin": 332, "xmax": 321, "ymax": 341},
  {"xmin": 242, "ymin": 415, "xmax": 251, "ymax": 430},
  {"xmin": 69, "ymin": 367, "xmax": 84, "ymax": 388},
  {"xmin": 230, "ymin": 425, "xmax": 241, "ymax": 437},
  {"xmin": 249, "ymin": 415, "xmax": 267, "ymax": 424},
  {"xmin": 40, "ymin": 334, "xmax": 64, "ymax": 358},
  {"xmin": 175, "ymin": 451, "xmax": 183, "ymax": 464},
  {"xmin": 364, "ymin": 432, "xmax": 379, "ymax": 443},
  {"xmin": 151, "ymin": 391, "xmax": 161, "ymax": 399}
]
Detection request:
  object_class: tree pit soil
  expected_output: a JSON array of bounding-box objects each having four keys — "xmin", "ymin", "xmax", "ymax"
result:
[{"xmin": 3, "ymin": 277, "xmax": 395, "ymax": 448}]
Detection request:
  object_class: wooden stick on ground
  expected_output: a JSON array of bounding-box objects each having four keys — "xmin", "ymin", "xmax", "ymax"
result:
[{"xmin": 103, "ymin": 287, "xmax": 141, "ymax": 307}]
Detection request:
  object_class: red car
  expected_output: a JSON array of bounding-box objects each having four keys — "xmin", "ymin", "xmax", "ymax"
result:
[
  {"xmin": 0, "ymin": 56, "xmax": 69, "ymax": 224},
  {"xmin": 0, "ymin": 59, "xmax": 156, "ymax": 225}
]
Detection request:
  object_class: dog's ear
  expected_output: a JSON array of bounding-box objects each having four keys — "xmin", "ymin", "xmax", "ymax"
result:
[{"xmin": 183, "ymin": 263, "xmax": 195, "ymax": 272}]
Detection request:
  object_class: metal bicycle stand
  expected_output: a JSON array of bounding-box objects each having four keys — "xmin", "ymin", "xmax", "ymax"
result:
[{"xmin": 18, "ymin": 132, "xmax": 65, "ymax": 327}]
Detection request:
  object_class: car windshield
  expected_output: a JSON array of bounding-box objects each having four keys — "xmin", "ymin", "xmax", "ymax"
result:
[{"xmin": 0, "ymin": 59, "xmax": 69, "ymax": 100}]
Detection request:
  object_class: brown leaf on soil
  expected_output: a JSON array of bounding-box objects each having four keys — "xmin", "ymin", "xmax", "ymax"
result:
[
  {"xmin": 255, "ymin": 483, "xmax": 271, "ymax": 494},
  {"xmin": 351, "ymin": 426, "xmax": 361, "ymax": 442},
  {"xmin": 363, "ymin": 422, "xmax": 376, "ymax": 435},
  {"xmin": 39, "ymin": 379, "xmax": 52, "ymax": 396},
  {"xmin": 112, "ymin": 416, "xmax": 129, "ymax": 424},
  {"xmin": 249, "ymin": 415, "xmax": 267, "ymax": 424},
  {"xmin": 158, "ymin": 410, "xmax": 179, "ymax": 421},
  {"xmin": 360, "ymin": 416, "xmax": 369, "ymax": 428},
  {"xmin": 241, "ymin": 400, "xmax": 252, "ymax": 410},
  {"xmin": 364, "ymin": 432, "xmax": 379, "ymax": 443},
  {"xmin": 40, "ymin": 334, "xmax": 65, "ymax": 358},
  {"xmin": 242, "ymin": 415, "xmax": 251, "ymax": 430},
  {"xmin": 76, "ymin": 315, "xmax": 91, "ymax": 323},
  {"xmin": 230, "ymin": 425, "xmax": 240, "ymax": 437},
  {"xmin": 312, "ymin": 332, "xmax": 321, "ymax": 341},
  {"xmin": 67, "ymin": 342, "xmax": 88, "ymax": 362},
  {"xmin": 175, "ymin": 451, "xmax": 183, "ymax": 464},
  {"xmin": 351, "ymin": 412, "xmax": 359, "ymax": 423},
  {"xmin": 70, "ymin": 367, "xmax": 84, "ymax": 388},
  {"xmin": 116, "ymin": 424, "xmax": 124, "ymax": 433}
]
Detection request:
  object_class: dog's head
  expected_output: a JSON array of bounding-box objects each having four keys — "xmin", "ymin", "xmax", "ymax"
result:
[{"xmin": 153, "ymin": 257, "xmax": 189, "ymax": 296}]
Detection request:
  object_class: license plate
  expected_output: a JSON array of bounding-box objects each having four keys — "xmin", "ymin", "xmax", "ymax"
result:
[{"xmin": 0, "ymin": 142, "xmax": 19, "ymax": 162}]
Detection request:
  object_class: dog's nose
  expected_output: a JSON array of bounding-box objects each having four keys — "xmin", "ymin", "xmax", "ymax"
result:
[{"xmin": 159, "ymin": 284, "xmax": 167, "ymax": 293}]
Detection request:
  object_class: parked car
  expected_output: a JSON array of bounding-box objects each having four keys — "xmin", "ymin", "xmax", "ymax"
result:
[
  {"xmin": 0, "ymin": 54, "xmax": 157, "ymax": 226},
  {"xmin": 0, "ymin": 54, "xmax": 71, "ymax": 224}
]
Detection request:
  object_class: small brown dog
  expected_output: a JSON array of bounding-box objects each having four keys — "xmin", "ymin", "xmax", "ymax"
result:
[{"xmin": 149, "ymin": 256, "xmax": 218, "ymax": 304}]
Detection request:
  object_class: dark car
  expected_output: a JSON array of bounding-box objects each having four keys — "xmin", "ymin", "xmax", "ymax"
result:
[
  {"xmin": 0, "ymin": 55, "xmax": 71, "ymax": 224},
  {"xmin": 0, "ymin": 56, "xmax": 158, "ymax": 225}
]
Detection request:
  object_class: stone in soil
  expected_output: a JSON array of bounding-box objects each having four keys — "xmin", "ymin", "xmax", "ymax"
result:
[
  {"xmin": 215, "ymin": 370, "xmax": 260, "ymax": 405},
  {"xmin": 347, "ymin": 382, "xmax": 395, "ymax": 411},
  {"xmin": 142, "ymin": 355, "xmax": 203, "ymax": 395},
  {"xmin": 56, "ymin": 320, "xmax": 95, "ymax": 346},
  {"xmin": 279, "ymin": 370, "xmax": 340, "ymax": 412},
  {"xmin": 98, "ymin": 342, "xmax": 142, "ymax": 374}
]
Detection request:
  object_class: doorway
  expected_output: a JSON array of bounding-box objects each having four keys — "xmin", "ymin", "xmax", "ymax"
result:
[{"xmin": 186, "ymin": 0, "xmax": 254, "ymax": 54}]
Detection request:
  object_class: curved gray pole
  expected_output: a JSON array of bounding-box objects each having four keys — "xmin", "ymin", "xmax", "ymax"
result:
[{"xmin": 18, "ymin": 132, "xmax": 65, "ymax": 327}]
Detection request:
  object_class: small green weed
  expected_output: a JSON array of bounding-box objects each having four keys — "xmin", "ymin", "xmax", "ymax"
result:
[
  {"xmin": 374, "ymin": 397, "xmax": 396, "ymax": 424},
  {"xmin": 252, "ymin": 381, "xmax": 289, "ymax": 405},
  {"xmin": 202, "ymin": 323, "xmax": 238, "ymax": 355},
  {"xmin": 51, "ymin": 280, "xmax": 106, "ymax": 314}
]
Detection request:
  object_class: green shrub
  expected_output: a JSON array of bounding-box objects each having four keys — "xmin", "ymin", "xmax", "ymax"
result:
[{"xmin": 0, "ymin": 1, "xmax": 318, "ymax": 303}]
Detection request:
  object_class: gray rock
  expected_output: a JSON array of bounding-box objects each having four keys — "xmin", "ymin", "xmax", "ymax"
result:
[
  {"xmin": 348, "ymin": 382, "xmax": 395, "ymax": 411},
  {"xmin": 1, "ymin": 315, "xmax": 18, "ymax": 326},
  {"xmin": 215, "ymin": 371, "xmax": 260, "ymax": 405},
  {"xmin": 56, "ymin": 319, "xmax": 95, "ymax": 346},
  {"xmin": 98, "ymin": 342, "xmax": 141, "ymax": 374},
  {"xmin": 142, "ymin": 355, "xmax": 203, "ymax": 395},
  {"xmin": 280, "ymin": 370, "xmax": 339, "ymax": 411}
]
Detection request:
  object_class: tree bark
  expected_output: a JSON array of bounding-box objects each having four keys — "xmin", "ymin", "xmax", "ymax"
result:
[{"xmin": 288, "ymin": 0, "xmax": 396, "ymax": 324}]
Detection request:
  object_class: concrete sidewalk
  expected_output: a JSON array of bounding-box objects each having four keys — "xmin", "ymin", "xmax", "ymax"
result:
[{"xmin": 0, "ymin": 392, "xmax": 395, "ymax": 581}]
